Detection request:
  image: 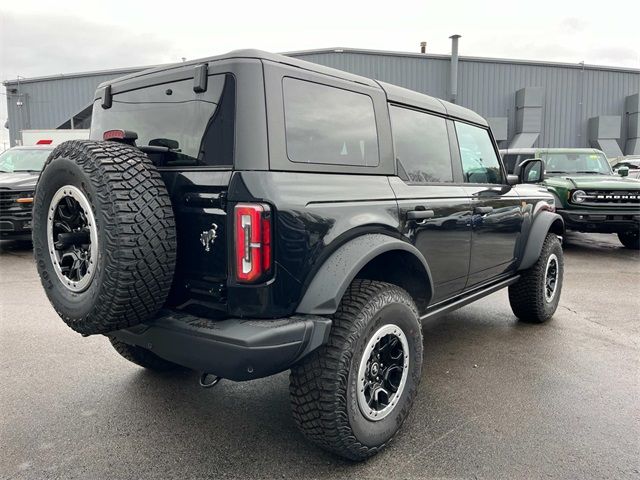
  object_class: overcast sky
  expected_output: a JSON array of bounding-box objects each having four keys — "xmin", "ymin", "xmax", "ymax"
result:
[{"xmin": 1, "ymin": 0, "xmax": 639, "ymax": 147}]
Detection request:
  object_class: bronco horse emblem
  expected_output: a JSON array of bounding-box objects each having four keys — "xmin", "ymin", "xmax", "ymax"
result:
[{"xmin": 200, "ymin": 224, "xmax": 218, "ymax": 252}]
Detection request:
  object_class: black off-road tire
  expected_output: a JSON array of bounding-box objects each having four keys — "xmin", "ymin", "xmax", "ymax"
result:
[
  {"xmin": 32, "ymin": 140, "xmax": 176, "ymax": 335},
  {"xmin": 289, "ymin": 280, "xmax": 423, "ymax": 461},
  {"xmin": 509, "ymin": 234, "xmax": 563, "ymax": 323},
  {"xmin": 618, "ymin": 230, "xmax": 640, "ymax": 250},
  {"xmin": 108, "ymin": 337, "xmax": 182, "ymax": 371}
]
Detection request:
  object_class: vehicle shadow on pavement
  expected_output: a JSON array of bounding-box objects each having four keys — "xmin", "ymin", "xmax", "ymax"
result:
[
  {"xmin": 562, "ymin": 232, "xmax": 639, "ymax": 257},
  {"xmin": 113, "ymin": 365, "xmax": 353, "ymax": 475},
  {"xmin": 101, "ymin": 303, "xmax": 561, "ymax": 478},
  {"xmin": 0, "ymin": 239, "xmax": 33, "ymax": 255}
]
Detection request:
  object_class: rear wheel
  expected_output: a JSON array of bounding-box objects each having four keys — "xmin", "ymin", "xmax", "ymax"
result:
[
  {"xmin": 618, "ymin": 230, "xmax": 640, "ymax": 250},
  {"xmin": 509, "ymin": 234, "xmax": 563, "ymax": 323},
  {"xmin": 289, "ymin": 280, "xmax": 423, "ymax": 461},
  {"xmin": 108, "ymin": 337, "xmax": 182, "ymax": 371}
]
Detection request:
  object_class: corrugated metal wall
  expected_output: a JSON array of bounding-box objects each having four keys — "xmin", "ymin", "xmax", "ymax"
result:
[
  {"xmin": 289, "ymin": 51, "xmax": 640, "ymax": 150},
  {"xmin": 4, "ymin": 51, "xmax": 639, "ymax": 150},
  {"xmin": 4, "ymin": 70, "xmax": 141, "ymax": 146}
]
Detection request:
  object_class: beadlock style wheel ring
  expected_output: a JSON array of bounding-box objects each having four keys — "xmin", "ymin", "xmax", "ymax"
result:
[
  {"xmin": 544, "ymin": 253, "xmax": 559, "ymax": 303},
  {"xmin": 357, "ymin": 324, "xmax": 410, "ymax": 421},
  {"xmin": 46, "ymin": 185, "xmax": 98, "ymax": 293}
]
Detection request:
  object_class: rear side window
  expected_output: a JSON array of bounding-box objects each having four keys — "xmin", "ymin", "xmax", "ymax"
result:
[
  {"xmin": 455, "ymin": 122, "xmax": 504, "ymax": 184},
  {"xmin": 389, "ymin": 105, "xmax": 453, "ymax": 183},
  {"xmin": 282, "ymin": 77, "xmax": 379, "ymax": 166},
  {"xmin": 91, "ymin": 73, "xmax": 235, "ymax": 167}
]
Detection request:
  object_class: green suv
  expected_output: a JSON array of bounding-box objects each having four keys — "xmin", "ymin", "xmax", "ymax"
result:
[{"xmin": 501, "ymin": 148, "xmax": 640, "ymax": 249}]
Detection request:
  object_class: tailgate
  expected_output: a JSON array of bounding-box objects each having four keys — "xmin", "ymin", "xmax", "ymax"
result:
[{"xmin": 161, "ymin": 170, "xmax": 231, "ymax": 312}]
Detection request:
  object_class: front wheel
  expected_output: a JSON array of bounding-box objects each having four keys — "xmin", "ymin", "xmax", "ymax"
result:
[
  {"xmin": 618, "ymin": 230, "xmax": 640, "ymax": 250},
  {"xmin": 289, "ymin": 280, "xmax": 423, "ymax": 461},
  {"xmin": 509, "ymin": 234, "xmax": 564, "ymax": 323}
]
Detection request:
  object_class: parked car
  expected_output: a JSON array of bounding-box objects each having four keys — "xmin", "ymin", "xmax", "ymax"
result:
[
  {"xmin": 0, "ymin": 145, "xmax": 54, "ymax": 240},
  {"xmin": 32, "ymin": 50, "xmax": 565, "ymax": 461},
  {"xmin": 501, "ymin": 148, "xmax": 640, "ymax": 249}
]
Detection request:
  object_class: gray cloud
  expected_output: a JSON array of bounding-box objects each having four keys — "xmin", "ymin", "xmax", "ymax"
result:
[
  {"xmin": 1, "ymin": 10, "xmax": 179, "ymax": 81},
  {"xmin": 559, "ymin": 17, "xmax": 587, "ymax": 33},
  {"xmin": 591, "ymin": 46, "xmax": 639, "ymax": 67}
]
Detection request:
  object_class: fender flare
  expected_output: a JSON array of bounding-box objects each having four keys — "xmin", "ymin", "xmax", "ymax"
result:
[
  {"xmin": 518, "ymin": 211, "xmax": 564, "ymax": 271},
  {"xmin": 295, "ymin": 233, "xmax": 434, "ymax": 315}
]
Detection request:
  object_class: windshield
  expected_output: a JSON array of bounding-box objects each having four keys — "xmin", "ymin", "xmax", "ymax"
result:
[
  {"xmin": 0, "ymin": 148, "xmax": 52, "ymax": 173},
  {"xmin": 541, "ymin": 152, "xmax": 612, "ymax": 175}
]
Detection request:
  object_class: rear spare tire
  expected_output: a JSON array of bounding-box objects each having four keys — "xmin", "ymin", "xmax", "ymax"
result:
[{"xmin": 32, "ymin": 140, "xmax": 176, "ymax": 335}]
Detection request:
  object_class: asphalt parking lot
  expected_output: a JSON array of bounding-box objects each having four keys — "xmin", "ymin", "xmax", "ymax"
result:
[{"xmin": 1, "ymin": 233, "xmax": 638, "ymax": 480}]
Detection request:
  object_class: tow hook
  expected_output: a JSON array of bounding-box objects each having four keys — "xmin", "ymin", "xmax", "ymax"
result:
[{"xmin": 199, "ymin": 373, "xmax": 222, "ymax": 389}]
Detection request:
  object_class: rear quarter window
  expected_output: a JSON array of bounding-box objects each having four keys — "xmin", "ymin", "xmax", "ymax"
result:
[
  {"xmin": 91, "ymin": 73, "xmax": 235, "ymax": 168},
  {"xmin": 282, "ymin": 77, "xmax": 379, "ymax": 167}
]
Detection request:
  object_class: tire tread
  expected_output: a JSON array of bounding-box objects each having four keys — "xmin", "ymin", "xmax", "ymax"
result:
[
  {"xmin": 33, "ymin": 140, "xmax": 176, "ymax": 335},
  {"xmin": 289, "ymin": 279, "xmax": 420, "ymax": 461},
  {"xmin": 509, "ymin": 234, "xmax": 562, "ymax": 323}
]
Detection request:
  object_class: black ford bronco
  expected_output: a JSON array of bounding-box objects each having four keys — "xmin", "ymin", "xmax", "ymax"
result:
[{"xmin": 32, "ymin": 50, "xmax": 564, "ymax": 460}]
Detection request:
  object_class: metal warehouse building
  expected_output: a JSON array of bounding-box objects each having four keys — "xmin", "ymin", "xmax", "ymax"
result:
[{"xmin": 4, "ymin": 47, "xmax": 640, "ymax": 156}]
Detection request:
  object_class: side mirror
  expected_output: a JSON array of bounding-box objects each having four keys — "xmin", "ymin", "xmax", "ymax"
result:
[
  {"xmin": 514, "ymin": 158, "xmax": 545, "ymax": 184},
  {"xmin": 618, "ymin": 166, "xmax": 629, "ymax": 177}
]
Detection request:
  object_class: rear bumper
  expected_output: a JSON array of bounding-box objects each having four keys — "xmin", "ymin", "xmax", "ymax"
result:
[
  {"xmin": 559, "ymin": 209, "xmax": 640, "ymax": 233},
  {"xmin": 110, "ymin": 311, "xmax": 332, "ymax": 381}
]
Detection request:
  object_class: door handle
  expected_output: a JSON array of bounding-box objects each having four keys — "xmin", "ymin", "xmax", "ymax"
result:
[
  {"xmin": 474, "ymin": 206, "xmax": 494, "ymax": 215},
  {"xmin": 407, "ymin": 210, "xmax": 435, "ymax": 221}
]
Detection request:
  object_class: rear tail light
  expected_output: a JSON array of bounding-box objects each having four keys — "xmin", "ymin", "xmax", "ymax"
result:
[{"xmin": 234, "ymin": 203, "xmax": 272, "ymax": 283}]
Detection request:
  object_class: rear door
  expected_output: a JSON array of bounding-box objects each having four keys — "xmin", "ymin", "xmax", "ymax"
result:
[
  {"xmin": 90, "ymin": 69, "xmax": 238, "ymax": 310},
  {"xmin": 453, "ymin": 121, "xmax": 523, "ymax": 287},
  {"xmin": 388, "ymin": 105, "xmax": 472, "ymax": 303}
]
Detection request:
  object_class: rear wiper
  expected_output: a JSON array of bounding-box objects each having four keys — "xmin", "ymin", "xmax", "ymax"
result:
[{"xmin": 12, "ymin": 169, "xmax": 41, "ymax": 173}]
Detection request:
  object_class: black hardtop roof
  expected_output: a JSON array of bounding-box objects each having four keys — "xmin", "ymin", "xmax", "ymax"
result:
[
  {"xmin": 98, "ymin": 49, "xmax": 487, "ymax": 126},
  {"xmin": 378, "ymin": 81, "xmax": 487, "ymax": 126}
]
